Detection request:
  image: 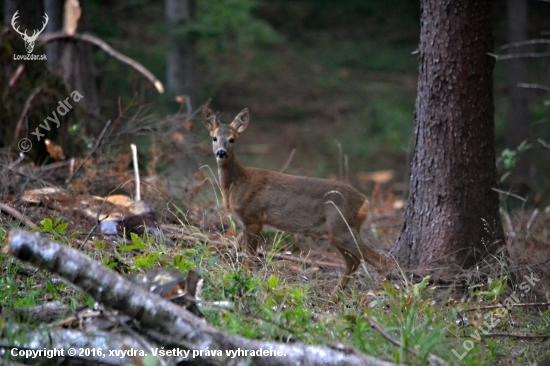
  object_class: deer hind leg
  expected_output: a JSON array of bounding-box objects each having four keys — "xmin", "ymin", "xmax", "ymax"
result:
[
  {"xmin": 326, "ymin": 201, "xmax": 390, "ymax": 277},
  {"xmin": 359, "ymin": 241, "xmax": 391, "ymax": 278},
  {"xmin": 325, "ymin": 232, "xmax": 363, "ymax": 303}
]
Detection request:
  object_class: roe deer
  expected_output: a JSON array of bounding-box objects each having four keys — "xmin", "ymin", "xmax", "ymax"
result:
[{"xmin": 203, "ymin": 106, "xmax": 391, "ymax": 300}]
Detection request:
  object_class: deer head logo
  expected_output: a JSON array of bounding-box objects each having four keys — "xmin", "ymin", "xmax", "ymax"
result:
[{"xmin": 11, "ymin": 11, "xmax": 49, "ymax": 54}]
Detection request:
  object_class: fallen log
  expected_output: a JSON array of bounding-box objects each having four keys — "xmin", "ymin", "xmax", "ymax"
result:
[{"xmin": 4, "ymin": 229, "xmax": 401, "ymax": 366}]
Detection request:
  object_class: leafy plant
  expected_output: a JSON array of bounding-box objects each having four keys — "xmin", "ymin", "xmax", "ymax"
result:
[
  {"xmin": 470, "ymin": 276, "xmax": 508, "ymax": 301},
  {"xmin": 119, "ymin": 232, "xmax": 150, "ymax": 251},
  {"xmin": 36, "ymin": 214, "xmax": 69, "ymax": 236},
  {"xmin": 497, "ymin": 140, "xmax": 532, "ymax": 183}
]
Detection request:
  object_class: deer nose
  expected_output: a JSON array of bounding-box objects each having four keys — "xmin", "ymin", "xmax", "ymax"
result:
[{"xmin": 216, "ymin": 150, "xmax": 228, "ymax": 159}]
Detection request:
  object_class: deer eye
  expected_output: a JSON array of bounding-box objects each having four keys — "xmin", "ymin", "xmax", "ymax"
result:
[
  {"xmin": 212, "ymin": 137, "xmax": 217, "ymax": 142},
  {"xmin": 229, "ymin": 138, "xmax": 234, "ymax": 143}
]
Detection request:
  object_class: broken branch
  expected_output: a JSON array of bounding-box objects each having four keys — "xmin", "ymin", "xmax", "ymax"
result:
[{"xmin": 40, "ymin": 33, "xmax": 164, "ymax": 94}]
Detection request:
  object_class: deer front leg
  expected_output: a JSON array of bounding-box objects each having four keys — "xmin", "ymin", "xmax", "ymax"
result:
[
  {"xmin": 242, "ymin": 222, "xmax": 262, "ymax": 254},
  {"xmin": 240, "ymin": 222, "xmax": 262, "ymax": 272}
]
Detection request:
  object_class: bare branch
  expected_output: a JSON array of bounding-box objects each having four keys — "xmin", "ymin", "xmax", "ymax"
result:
[
  {"xmin": 482, "ymin": 332, "xmax": 550, "ymax": 339},
  {"xmin": 491, "ymin": 188, "xmax": 526, "ymax": 202},
  {"xmin": 462, "ymin": 301, "xmax": 550, "ymax": 313},
  {"xmin": 9, "ymin": 64, "xmax": 25, "ymax": 88},
  {"xmin": 539, "ymin": 138, "xmax": 550, "ymax": 149},
  {"xmin": 0, "ymin": 203, "xmax": 37, "ymax": 229},
  {"xmin": 517, "ymin": 83, "xmax": 550, "ymax": 93},
  {"xmin": 65, "ymin": 119, "xmax": 112, "ymax": 188},
  {"xmin": 494, "ymin": 51, "xmax": 550, "ymax": 61},
  {"xmin": 40, "ymin": 32, "xmax": 164, "ymax": 94},
  {"xmin": 501, "ymin": 39, "xmax": 550, "ymax": 49},
  {"xmin": 13, "ymin": 86, "xmax": 43, "ymax": 143}
]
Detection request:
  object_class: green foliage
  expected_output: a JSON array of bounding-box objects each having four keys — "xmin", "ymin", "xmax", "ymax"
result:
[
  {"xmin": 497, "ymin": 140, "xmax": 532, "ymax": 183},
  {"xmin": 174, "ymin": 250, "xmax": 197, "ymax": 272},
  {"xmin": 223, "ymin": 269, "xmax": 260, "ymax": 300},
  {"xmin": 181, "ymin": 0, "xmax": 282, "ymax": 49},
  {"xmin": 36, "ymin": 215, "xmax": 69, "ymax": 236},
  {"xmin": 119, "ymin": 232, "xmax": 150, "ymax": 251},
  {"xmin": 469, "ymin": 276, "xmax": 508, "ymax": 302},
  {"xmin": 1, "ymin": 211, "xmax": 548, "ymax": 364}
]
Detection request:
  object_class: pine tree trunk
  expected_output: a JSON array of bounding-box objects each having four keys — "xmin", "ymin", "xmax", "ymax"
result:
[
  {"xmin": 391, "ymin": 0, "xmax": 505, "ymax": 274},
  {"xmin": 44, "ymin": 0, "xmax": 63, "ymax": 71},
  {"xmin": 506, "ymin": 0, "xmax": 531, "ymax": 182},
  {"xmin": 165, "ymin": 0, "xmax": 196, "ymax": 107}
]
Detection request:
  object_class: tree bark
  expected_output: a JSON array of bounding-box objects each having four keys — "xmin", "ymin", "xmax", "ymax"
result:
[
  {"xmin": 391, "ymin": 0, "xmax": 505, "ymax": 274},
  {"xmin": 44, "ymin": 0, "xmax": 63, "ymax": 71},
  {"xmin": 3, "ymin": 0, "xmax": 18, "ymax": 24},
  {"xmin": 58, "ymin": 0, "xmax": 102, "ymax": 137},
  {"xmin": 165, "ymin": 0, "xmax": 196, "ymax": 107},
  {"xmin": 506, "ymin": 0, "xmax": 531, "ymax": 182}
]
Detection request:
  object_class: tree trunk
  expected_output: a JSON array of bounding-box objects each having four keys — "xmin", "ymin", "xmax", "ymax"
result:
[
  {"xmin": 165, "ymin": 0, "xmax": 196, "ymax": 107},
  {"xmin": 506, "ymin": 0, "xmax": 531, "ymax": 182},
  {"xmin": 3, "ymin": 0, "xmax": 17, "ymax": 24},
  {"xmin": 44, "ymin": 0, "xmax": 63, "ymax": 71},
  {"xmin": 59, "ymin": 0, "xmax": 101, "ymax": 137},
  {"xmin": 391, "ymin": 0, "xmax": 505, "ymax": 274}
]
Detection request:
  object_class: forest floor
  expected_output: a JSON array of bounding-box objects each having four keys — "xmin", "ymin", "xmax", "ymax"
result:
[{"xmin": 0, "ymin": 147, "xmax": 549, "ymax": 366}]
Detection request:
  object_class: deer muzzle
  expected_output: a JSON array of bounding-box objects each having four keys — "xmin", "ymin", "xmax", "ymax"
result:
[{"xmin": 216, "ymin": 150, "xmax": 228, "ymax": 159}]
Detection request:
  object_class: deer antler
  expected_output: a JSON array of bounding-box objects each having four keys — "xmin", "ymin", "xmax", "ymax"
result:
[{"xmin": 11, "ymin": 11, "xmax": 27, "ymax": 38}]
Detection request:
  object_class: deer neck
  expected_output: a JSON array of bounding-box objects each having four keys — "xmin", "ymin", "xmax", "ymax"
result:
[{"xmin": 217, "ymin": 154, "xmax": 245, "ymax": 194}]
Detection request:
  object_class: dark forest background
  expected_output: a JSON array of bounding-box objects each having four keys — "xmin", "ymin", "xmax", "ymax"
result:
[{"xmin": 2, "ymin": 0, "xmax": 550, "ymax": 203}]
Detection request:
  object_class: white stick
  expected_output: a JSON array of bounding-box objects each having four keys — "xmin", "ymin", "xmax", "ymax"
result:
[{"xmin": 131, "ymin": 144, "xmax": 141, "ymax": 201}]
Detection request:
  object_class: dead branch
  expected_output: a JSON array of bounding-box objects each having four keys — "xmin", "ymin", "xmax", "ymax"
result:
[
  {"xmin": 40, "ymin": 33, "xmax": 164, "ymax": 94},
  {"xmin": 0, "ymin": 203, "xmax": 37, "ymax": 229},
  {"xmin": 1, "ymin": 302, "xmax": 70, "ymax": 323},
  {"xmin": 482, "ymin": 332, "xmax": 550, "ymax": 339},
  {"xmin": 258, "ymin": 249, "xmax": 343, "ymax": 269},
  {"xmin": 539, "ymin": 138, "xmax": 550, "ymax": 149},
  {"xmin": 2, "ymin": 360, "xmax": 32, "ymax": 366},
  {"xmin": 5, "ymin": 229, "xmax": 401, "ymax": 366},
  {"xmin": 491, "ymin": 188, "xmax": 526, "ymax": 202},
  {"xmin": 501, "ymin": 39, "xmax": 550, "ymax": 49},
  {"xmin": 462, "ymin": 301, "xmax": 550, "ymax": 313},
  {"xmin": 1, "ymin": 326, "xmax": 150, "ymax": 365},
  {"xmin": 9, "ymin": 64, "xmax": 25, "ymax": 88},
  {"xmin": 517, "ymin": 83, "xmax": 550, "ymax": 93},
  {"xmin": 13, "ymin": 86, "xmax": 43, "ymax": 143},
  {"xmin": 65, "ymin": 119, "xmax": 112, "ymax": 188},
  {"xmin": 494, "ymin": 51, "xmax": 550, "ymax": 60}
]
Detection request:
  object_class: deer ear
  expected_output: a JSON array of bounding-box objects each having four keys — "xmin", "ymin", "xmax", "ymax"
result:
[
  {"xmin": 202, "ymin": 106, "xmax": 219, "ymax": 131},
  {"xmin": 231, "ymin": 108, "xmax": 249, "ymax": 133}
]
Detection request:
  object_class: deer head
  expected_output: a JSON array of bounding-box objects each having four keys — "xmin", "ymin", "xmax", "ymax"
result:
[
  {"xmin": 203, "ymin": 107, "xmax": 249, "ymax": 162},
  {"xmin": 11, "ymin": 11, "xmax": 49, "ymax": 54}
]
